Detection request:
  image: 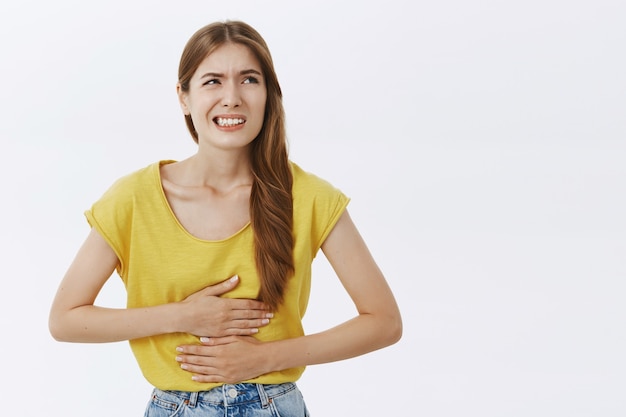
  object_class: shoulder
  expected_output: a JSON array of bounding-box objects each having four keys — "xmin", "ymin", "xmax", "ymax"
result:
[
  {"xmin": 86, "ymin": 161, "xmax": 166, "ymax": 236},
  {"xmin": 289, "ymin": 161, "xmax": 351, "ymax": 249},
  {"xmin": 101, "ymin": 161, "xmax": 167, "ymax": 200},
  {"xmin": 109, "ymin": 161, "xmax": 163, "ymax": 190},
  {"xmin": 89, "ymin": 161, "xmax": 167, "ymax": 215},
  {"xmin": 290, "ymin": 161, "xmax": 343, "ymax": 197},
  {"xmin": 290, "ymin": 160, "xmax": 350, "ymax": 212}
]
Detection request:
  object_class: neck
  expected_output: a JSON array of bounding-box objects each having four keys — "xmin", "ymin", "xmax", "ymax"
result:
[{"xmin": 179, "ymin": 147, "xmax": 253, "ymax": 190}]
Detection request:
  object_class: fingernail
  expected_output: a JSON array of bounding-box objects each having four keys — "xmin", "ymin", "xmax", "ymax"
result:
[
  {"xmin": 180, "ymin": 364, "xmax": 188, "ymax": 370},
  {"xmin": 200, "ymin": 337, "xmax": 210, "ymax": 343},
  {"xmin": 261, "ymin": 319, "xmax": 270, "ymax": 325},
  {"xmin": 266, "ymin": 313, "xmax": 274, "ymax": 318},
  {"xmin": 251, "ymin": 328, "xmax": 259, "ymax": 334},
  {"xmin": 176, "ymin": 347, "xmax": 183, "ymax": 352},
  {"xmin": 229, "ymin": 275, "xmax": 239, "ymax": 283},
  {"xmin": 175, "ymin": 356, "xmax": 182, "ymax": 362}
]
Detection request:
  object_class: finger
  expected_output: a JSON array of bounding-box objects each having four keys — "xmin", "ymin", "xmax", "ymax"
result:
[
  {"xmin": 176, "ymin": 353, "xmax": 211, "ymax": 367},
  {"xmin": 182, "ymin": 364, "xmax": 240, "ymax": 385},
  {"xmin": 225, "ymin": 307, "xmax": 273, "ymax": 322},
  {"xmin": 200, "ymin": 275, "xmax": 240, "ymax": 297},
  {"xmin": 227, "ymin": 298, "xmax": 271, "ymax": 312},
  {"xmin": 198, "ymin": 336, "xmax": 240, "ymax": 346},
  {"xmin": 176, "ymin": 344, "xmax": 212, "ymax": 356},
  {"xmin": 225, "ymin": 327, "xmax": 260, "ymax": 336},
  {"xmin": 227, "ymin": 317, "xmax": 271, "ymax": 330},
  {"xmin": 176, "ymin": 337, "xmax": 234, "ymax": 354},
  {"xmin": 191, "ymin": 372, "xmax": 242, "ymax": 385},
  {"xmin": 179, "ymin": 362, "xmax": 223, "ymax": 382},
  {"xmin": 191, "ymin": 373, "xmax": 226, "ymax": 383},
  {"xmin": 223, "ymin": 318, "xmax": 272, "ymax": 335},
  {"xmin": 229, "ymin": 312, "xmax": 271, "ymax": 324}
]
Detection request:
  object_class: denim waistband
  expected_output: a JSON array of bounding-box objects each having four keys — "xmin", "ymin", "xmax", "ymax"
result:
[{"xmin": 155, "ymin": 382, "xmax": 297, "ymax": 407}]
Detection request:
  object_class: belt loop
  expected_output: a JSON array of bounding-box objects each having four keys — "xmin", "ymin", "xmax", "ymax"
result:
[
  {"xmin": 187, "ymin": 391, "xmax": 199, "ymax": 408},
  {"xmin": 256, "ymin": 384, "xmax": 270, "ymax": 408}
]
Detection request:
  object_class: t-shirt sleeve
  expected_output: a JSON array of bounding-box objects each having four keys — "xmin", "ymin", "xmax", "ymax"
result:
[
  {"xmin": 84, "ymin": 175, "xmax": 135, "ymax": 277},
  {"xmin": 291, "ymin": 163, "xmax": 350, "ymax": 257},
  {"xmin": 312, "ymin": 180, "xmax": 350, "ymax": 251}
]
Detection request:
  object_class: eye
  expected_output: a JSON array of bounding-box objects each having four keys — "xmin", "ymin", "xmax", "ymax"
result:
[
  {"xmin": 243, "ymin": 76, "xmax": 260, "ymax": 84},
  {"xmin": 202, "ymin": 79, "xmax": 220, "ymax": 86}
]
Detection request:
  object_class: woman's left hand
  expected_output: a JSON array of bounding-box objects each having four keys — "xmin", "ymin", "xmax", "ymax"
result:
[{"xmin": 176, "ymin": 336, "xmax": 268, "ymax": 383}]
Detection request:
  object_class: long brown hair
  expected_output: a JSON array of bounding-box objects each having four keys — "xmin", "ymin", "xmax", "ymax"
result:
[{"xmin": 178, "ymin": 21, "xmax": 294, "ymax": 310}]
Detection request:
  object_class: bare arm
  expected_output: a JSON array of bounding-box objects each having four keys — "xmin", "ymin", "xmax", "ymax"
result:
[
  {"xmin": 49, "ymin": 228, "xmax": 272, "ymax": 343},
  {"xmin": 176, "ymin": 210, "xmax": 403, "ymax": 382},
  {"xmin": 267, "ymin": 209, "xmax": 402, "ymax": 365}
]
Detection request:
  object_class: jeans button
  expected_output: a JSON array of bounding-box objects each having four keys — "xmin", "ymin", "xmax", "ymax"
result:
[{"xmin": 228, "ymin": 388, "xmax": 238, "ymax": 398}]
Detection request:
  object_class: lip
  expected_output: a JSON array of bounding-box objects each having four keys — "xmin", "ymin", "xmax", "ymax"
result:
[
  {"xmin": 212, "ymin": 114, "xmax": 247, "ymax": 130},
  {"xmin": 212, "ymin": 113, "xmax": 247, "ymax": 123},
  {"xmin": 213, "ymin": 113, "xmax": 247, "ymax": 120}
]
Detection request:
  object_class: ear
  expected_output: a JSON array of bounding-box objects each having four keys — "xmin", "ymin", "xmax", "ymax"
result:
[{"xmin": 176, "ymin": 83, "xmax": 190, "ymax": 115}]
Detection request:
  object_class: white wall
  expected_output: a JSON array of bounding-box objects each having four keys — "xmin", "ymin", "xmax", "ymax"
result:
[{"xmin": 1, "ymin": 0, "xmax": 624, "ymax": 415}]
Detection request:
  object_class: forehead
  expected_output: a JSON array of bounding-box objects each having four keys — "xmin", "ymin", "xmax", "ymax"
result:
[{"xmin": 194, "ymin": 42, "xmax": 261, "ymax": 75}]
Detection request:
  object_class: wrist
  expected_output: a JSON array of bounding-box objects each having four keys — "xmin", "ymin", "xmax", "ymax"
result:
[
  {"xmin": 259, "ymin": 339, "xmax": 286, "ymax": 373},
  {"xmin": 167, "ymin": 301, "xmax": 187, "ymax": 334}
]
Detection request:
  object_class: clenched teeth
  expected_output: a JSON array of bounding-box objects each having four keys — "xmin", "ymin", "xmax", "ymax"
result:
[{"xmin": 215, "ymin": 117, "xmax": 245, "ymax": 127}]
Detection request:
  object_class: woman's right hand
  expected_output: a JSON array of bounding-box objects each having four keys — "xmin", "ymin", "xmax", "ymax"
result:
[
  {"xmin": 49, "ymin": 229, "xmax": 271, "ymax": 343},
  {"xmin": 177, "ymin": 275, "xmax": 273, "ymax": 337}
]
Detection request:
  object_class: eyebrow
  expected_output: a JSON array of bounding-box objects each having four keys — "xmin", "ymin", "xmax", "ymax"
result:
[{"xmin": 200, "ymin": 69, "xmax": 263, "ymax": 79}]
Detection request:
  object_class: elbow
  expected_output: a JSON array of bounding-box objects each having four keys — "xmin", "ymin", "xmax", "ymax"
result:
[
  {"xmin": 48, "ymin": 317, "xmax": 64, "ymax": 342},
  {"xmin": 373, "ymin": 309, "xmax": 402, "ymax": 348},
  {"xmin": 386, "ymin": 313, "xmax": 403, "ymax": 346},
  {"xmin": 48, "ymin": 311, "xmax": 71, "ymax": 342}
]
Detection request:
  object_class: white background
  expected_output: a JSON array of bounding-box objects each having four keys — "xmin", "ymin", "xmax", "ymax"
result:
[{"xmin": 1, "ymin": 0, "xmax": 625, "ymax": 416}]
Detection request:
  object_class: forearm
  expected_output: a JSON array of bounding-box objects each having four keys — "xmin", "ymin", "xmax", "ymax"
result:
[
  {"xmin": 176, "ymin": 212, "xmax": 404, "ymax": 382},
  {"xmin": 49, "ymin": 302, "xmax": 183, "ymax": 343},
  {"xmin": 271, "ymin": 210, "xmax": 402, "ymax": 369},
  {"xmin": 264, "ymin": 311, "xmax": 402, "ymax": 372}
]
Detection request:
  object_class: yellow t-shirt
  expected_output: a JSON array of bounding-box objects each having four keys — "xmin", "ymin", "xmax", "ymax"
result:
[{"xmin": 85, "ymin": 160, "xmax": 349, "ymax": 391}]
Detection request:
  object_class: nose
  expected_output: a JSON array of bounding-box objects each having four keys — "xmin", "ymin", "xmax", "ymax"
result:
[{"xmin": 221, "ymin": 81, "xmax": 242, "ymax": 107}]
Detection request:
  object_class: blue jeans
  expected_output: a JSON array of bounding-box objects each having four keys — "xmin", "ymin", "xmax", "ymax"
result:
[{"xmin": 144, "ymin": 383, "xmax": 310, "ymax": 416}]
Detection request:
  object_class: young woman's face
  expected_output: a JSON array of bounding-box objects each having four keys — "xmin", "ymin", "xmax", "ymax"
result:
[{"xmin": 178, "ymin": 42, "xmax": 267, "ymax": 151}]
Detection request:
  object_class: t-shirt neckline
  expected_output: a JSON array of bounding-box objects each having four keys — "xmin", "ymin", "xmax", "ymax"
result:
[{"xmin": 153, "ymin": 160, "xmax": 251, "ymax": 243}]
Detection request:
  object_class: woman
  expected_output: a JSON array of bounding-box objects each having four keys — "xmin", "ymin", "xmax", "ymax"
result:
[{"xmin": 49, "ymin": 20, "xmax": 402, "ymax": 416}]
